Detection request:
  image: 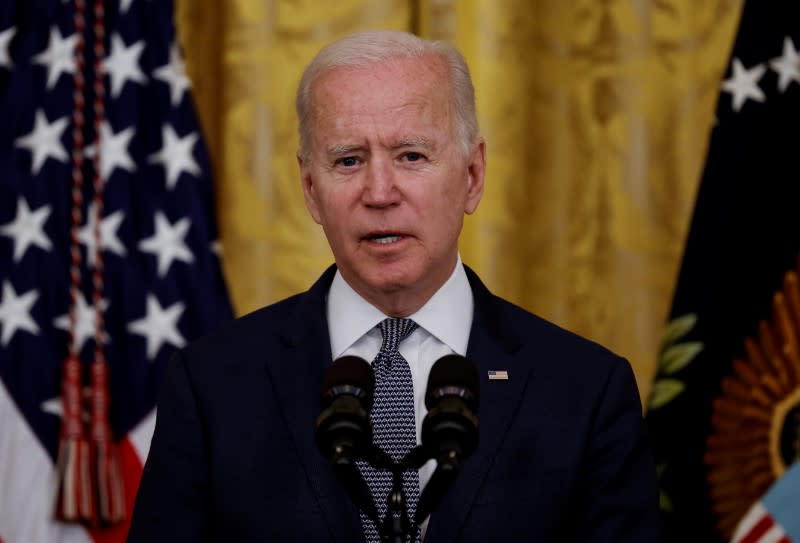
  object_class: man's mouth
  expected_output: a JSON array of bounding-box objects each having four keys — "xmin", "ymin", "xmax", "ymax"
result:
[{"xmin": 367, "ymin": 234, "xmax": 404, "ymax": 244}]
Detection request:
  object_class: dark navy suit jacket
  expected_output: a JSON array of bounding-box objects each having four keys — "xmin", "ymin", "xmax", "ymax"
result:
[{"xmin": 128, "ymin": 265, "xmax": 660, "ymax": 542}]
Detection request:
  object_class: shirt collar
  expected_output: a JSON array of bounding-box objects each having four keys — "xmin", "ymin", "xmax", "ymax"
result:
[{"xmin": 327, "ymin": 255, "xmax": 473, "ymax": 358}]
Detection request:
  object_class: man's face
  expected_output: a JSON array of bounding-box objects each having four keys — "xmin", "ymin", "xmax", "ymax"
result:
[{"xmin": 299, "ymin": 55, "xmax": 485, "ymax": 315}]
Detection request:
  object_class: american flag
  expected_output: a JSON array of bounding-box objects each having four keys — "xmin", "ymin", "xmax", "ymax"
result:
[
  {"xmin": 0, "ymin": 1, "xmax": 233, "ymax": 541},
  {"xmin": 486, "ymin": 370, "xmax": 508, "ymax": 381},
  {"xmin": 731, "ymin": 461, "xmax": 800, "ymax": 543}
]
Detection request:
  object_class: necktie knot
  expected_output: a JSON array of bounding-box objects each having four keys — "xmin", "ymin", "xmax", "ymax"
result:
[{"xmin": 378, "ymin": 318, "xmax": 418, "ymax": 353}]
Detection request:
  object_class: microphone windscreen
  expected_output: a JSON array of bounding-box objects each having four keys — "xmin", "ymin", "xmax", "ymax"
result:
[
  {"xmin": 425, "ymin": 354, "xmax": 479, "ymax": 410},
  {"xmin": 321, "ymin": 356, "xmax": 375, "ymax": 410}
]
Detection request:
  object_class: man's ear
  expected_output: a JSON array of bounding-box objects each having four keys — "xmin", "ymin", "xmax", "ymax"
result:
[
  {"xmin": 464, "ymin": 138, "xmax": 486, "ymax": 215},
  {"xmin": 298, "ymin": 153, "xmax": 322, "ymax": 224}
]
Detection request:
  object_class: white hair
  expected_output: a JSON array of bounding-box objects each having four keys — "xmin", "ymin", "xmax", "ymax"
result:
[{"xmin": 295, "ymin": 30, "xmax": 478, "ymax": 161}]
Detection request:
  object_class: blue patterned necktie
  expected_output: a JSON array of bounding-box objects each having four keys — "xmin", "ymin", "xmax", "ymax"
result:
[{"xmin": 359, "ymin": 318, "xmax": 421, "ymax": 543}]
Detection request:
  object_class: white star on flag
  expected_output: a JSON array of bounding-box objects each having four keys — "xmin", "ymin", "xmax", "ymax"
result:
[
  {"xmin": 41, "ymin": 396, "xmax": 63, "ymax": 417},
  {"xmin": 210, "ymin": 239, "xmax": 223, "ymax": 257},
  {"xmin": 77, "ymin": 203, "xmax": 127, "ymax": 267},
  {"xmin": 120, "ymin": 0, "xmax": 135, "ymax": 14},
  {"xmin": 127, "ymin": 294, "xmax": 186, "ymax": 359},
  {"xmin": 85, "ymin": 121, "xmax": 137, "ymax": 180},
  {"xmin": 0, "ymin": 281, "xmax": 40, "ymax": 346},
  {"xmin": 154, "ymin": 43, "xmax": 191, "ymax": 107},
  {"xmin": 138, "ymin": 211, "xmax": 194, "ymax": 277},
  {"xmin": 14, "ymin": 109, "xmax": 69, "ymax": 175},
  {"xmin": 147, "ymin": 124, "xmax": 200, "ymax": 189},
  {"xmin": 53, "ymin": 292, "xmax": 110, "ymax": 352},
  {"xmin": 0, "ymin": 197, "xmax": 52, "ymax": 262},
  {"xmin": 104, "ymin": 33, "xmax": 147, "ymax": 98},
  {"xmin": 0, "ymin": 26, "xmax": 16, "ymax": 69},
  {"xmin": 32, "ymin": 26, "xmax": 77, "ymax": 90},
  {"xmin": 40, "ymin": 388, "xmax": 91, "ymax": 419},
  {"xmin": 722, "ymin": 58, "xmax": 766, "ymax": 112},
  {"xmin": 769, "ymin": 37, "xmax": 800, "ymax": 93}
]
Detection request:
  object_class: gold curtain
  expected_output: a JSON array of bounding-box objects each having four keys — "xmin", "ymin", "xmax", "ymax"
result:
[{"xmin": 176, "ymin": 0, "xmax": 743, "ymax": 402}]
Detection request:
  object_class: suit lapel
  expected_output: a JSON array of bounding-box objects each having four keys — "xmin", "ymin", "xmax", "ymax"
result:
[
  {"xmin": 263, "ymin": 265, "xmax": 532, "ymax": 543},
  {"xmin": 263, "ymin": 265, "xmax": 364, "ymax": 543},
  {"xmin": 424, "ymin": 267, "xmax": 534, "ymax": 543}
]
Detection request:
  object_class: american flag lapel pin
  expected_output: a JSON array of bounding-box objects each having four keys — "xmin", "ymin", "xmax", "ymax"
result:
[{"xmin": 487, "ymin": 370, "xmax": 509, "ymax": 381}]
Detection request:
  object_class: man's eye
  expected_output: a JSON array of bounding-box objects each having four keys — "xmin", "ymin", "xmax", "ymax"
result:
[
  {"xmin": 337, "ymin": 156, "xmax": 359, "ymax": 167},
  {"xmin": 404, "ymin": 152, "xmax": 423, "ymax": 162}
]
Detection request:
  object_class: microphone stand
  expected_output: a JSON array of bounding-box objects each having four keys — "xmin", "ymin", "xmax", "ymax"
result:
[
  {"xmin": 342, "ymin": 443, "xmax": 465, "ymax": 543},
  {"xmin": 328, "ymin": 454, "xmax": 381, "ymax": 528},
  {"xmin": 386, "ymin": 470, "xmax": 410, "ymax": 543},
  {"xmin": 363, "ymin": 445, "xmax": 425, "ymax": 543}
]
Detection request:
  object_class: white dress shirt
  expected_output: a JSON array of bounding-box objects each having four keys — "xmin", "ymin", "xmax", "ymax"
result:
[{"xmin": 326, "ymin": 255, "xmax": 474, "ymax": 534}]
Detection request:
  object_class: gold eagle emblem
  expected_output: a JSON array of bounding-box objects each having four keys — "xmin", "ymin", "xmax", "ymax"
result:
[{"xmin": 705, "ymin": 266, "xmax": 800, "ymax": 538}]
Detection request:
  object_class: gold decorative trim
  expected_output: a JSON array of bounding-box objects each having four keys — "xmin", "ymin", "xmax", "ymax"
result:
[{"xmin": 769, "ymin": 386, "xmax": 800, "ymax": 477}]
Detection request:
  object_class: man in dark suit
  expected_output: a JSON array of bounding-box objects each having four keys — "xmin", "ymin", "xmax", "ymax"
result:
[{"xmin": 128, "ymin": 30, "xmax": 659, "ymax": 542}]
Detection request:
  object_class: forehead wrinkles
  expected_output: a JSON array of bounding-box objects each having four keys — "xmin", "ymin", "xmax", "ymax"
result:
[
  {"xmin": 320, "ymin": 110, "xmax": 444, "ymax": 158},
  {"xmin": 310, "ymin": 58, "xmax": 456, "ymax": 146}
]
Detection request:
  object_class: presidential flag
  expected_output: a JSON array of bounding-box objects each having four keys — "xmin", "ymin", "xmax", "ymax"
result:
[
  {"xmin": 645, "ymin": 1, "xmax": 800, "ymax": 541},
  {"xmin": 0, "ymin": 1, "xmax": 233, "ymax": 541}
]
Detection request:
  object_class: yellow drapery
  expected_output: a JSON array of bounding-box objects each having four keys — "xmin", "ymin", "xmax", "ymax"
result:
[{"xmin": 176, "ymin": 0, "xmax": 743, "ymax": 401}]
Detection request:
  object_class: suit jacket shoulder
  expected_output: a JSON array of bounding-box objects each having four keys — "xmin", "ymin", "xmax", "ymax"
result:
[
  {"xmin": 129, "ymin": 265, "xmax": 356, "ymax": 543},
  {"xmin": 425, "ymin": 266, "xmax": 659, "ymax": 543},
  {"xmin": 463, "ymin": 265, "xmax": 635, "ymax": 398}
]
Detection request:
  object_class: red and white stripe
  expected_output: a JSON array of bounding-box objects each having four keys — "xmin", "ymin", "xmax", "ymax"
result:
[
  {"xmin": 732, "ymin": 502, "xmax": 792, "ymax": 543},
  {"xmin": 0, "ymin": 380, "xmax": 154, "ymax": 543}
]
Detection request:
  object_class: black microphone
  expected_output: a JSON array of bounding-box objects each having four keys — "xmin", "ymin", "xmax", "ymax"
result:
[
  {"xmin": 315, "ymin": 356, "xmax": 375, "ymax": 465},
  {"xmin": 315, "ymin": 356, "xmax": 381, "ymax": 524},
  {"xmin": 416, "ymin": 354, "xmax": 479, "ymax": 524}
]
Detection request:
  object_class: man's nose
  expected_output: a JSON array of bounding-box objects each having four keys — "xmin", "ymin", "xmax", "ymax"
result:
[{"xmin": 361, "ymin": 157, "xmax": 399, "ymax": 207}]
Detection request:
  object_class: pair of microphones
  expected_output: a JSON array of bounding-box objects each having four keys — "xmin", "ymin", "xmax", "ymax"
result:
[{"xmin": 315, "ymin": 354, "xmax": 479, "ymax": 540}]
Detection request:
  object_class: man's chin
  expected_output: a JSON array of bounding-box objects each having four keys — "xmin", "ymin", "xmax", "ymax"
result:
[
  {"xmin": 366, "ymin": 275, "xmax": 418, "ymax": 295},
  {"xmin": 353, "ymin": 266, "xmax": 424, "ymax": 296},
  {"xmin": 343, "ymin": 260, "xmax": 449, "ymax": 315}
]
